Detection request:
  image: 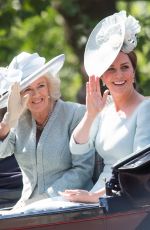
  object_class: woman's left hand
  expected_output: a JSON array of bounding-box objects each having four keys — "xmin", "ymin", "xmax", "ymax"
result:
[
  {"xmin": 59, "ymin": 189, "xmax": 99, "ymax": 203},
  {"xmin": 86, "ymin": 76, "xmax": 109, "ymax": 118}
]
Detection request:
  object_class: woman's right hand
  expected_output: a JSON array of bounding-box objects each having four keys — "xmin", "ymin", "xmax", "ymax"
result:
[
  {"xmin": 86, "ymin": 76, "xmax": 109, "ymax": 118},
  {"xmin": 59, "ymin": 189, "xmax": 100, "ymax": 203},
  {"xmin": 2, "ymin": 82, "xmax": 29, "ymax": 129}
]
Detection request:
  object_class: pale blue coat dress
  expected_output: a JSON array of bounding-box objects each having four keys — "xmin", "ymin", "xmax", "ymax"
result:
[
  {"xmin": 0, "ymin": 99, "xmax": 95, "ymax": 204},
  {"xmin": 70, "ymin": 98, "xmax": 150, "ymax": 192}
]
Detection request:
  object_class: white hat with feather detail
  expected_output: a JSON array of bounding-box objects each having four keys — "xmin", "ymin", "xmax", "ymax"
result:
[{"xmin": 84, "ymin": 10, "xmax": 141, "ymax": 77}]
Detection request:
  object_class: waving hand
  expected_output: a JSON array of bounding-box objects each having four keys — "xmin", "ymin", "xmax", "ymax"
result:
[{"xmin": 86, "ymin": 76, "xmax": 109, "ymax": 118}]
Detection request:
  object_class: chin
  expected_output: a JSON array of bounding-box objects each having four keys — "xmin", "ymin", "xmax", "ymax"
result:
[{"xmin": 29, "ymin": 105, "xmax": 45, "ymax": 113}]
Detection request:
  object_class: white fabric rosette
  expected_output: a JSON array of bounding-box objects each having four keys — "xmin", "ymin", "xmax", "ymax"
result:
[{"xmin": 122, "ymin": 14, "xmax": 141, "ymax": 53}]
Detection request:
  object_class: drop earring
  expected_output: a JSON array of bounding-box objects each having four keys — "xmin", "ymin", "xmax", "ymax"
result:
[
  {"xmin": 132, "ymin": 72, "xmax": 135, "ymax": 83},
  {"xmin": 132, "ymin": 77, "xmax": 135, "ymax": 83},
  {"xmin": 102, "ymin": 81, "xmax": 106, "ymax": 87}
]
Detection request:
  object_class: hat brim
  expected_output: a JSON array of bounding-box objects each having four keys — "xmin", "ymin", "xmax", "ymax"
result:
[
  {"xmin": 84, "ymin": 15, "xmax": 125, "ymax": 77},
  {"xmin": 0, "ymin": 54, "xmax": 65, "ymax": 108}
]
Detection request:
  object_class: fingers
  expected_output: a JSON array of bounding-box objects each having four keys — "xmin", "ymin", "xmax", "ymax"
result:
[
  {"xmin": 8, "ymin": 82, "xmax": 19, "ymax": 108},
  {"xmin": 88, "ymin": 76, "xmax": 102, "ymax": 97},
  {"xmin": 59, "ymin": 190, "xmax": 82, "ymax": 202},
  {"xmin": 64, "ymin": 189, "xmax": 80, "ymax": 194},
  {"xmin": 10, "ymin": 82, "xmax": 29, "ymax": 110},
  {"xmin": 89, "ymin": 75, "xmax": 95, "ymax": 94},
  {"xmin": 59, "ymin": 189, "xmax": 90, "ymax": 203},
  {"xmin": 9, "ymin": 82, "xmax": 20, "ymax": 98},
  {"xmin": 96, "ymin": 76, "xmax": 102, "ymax": 98},
  {"xmin": 89, "ymin": 75, "xmax": 96, "ymax": 94},
  {"xmin": 22, "ymin": 94, "xmax": 29, "ymax": 109},
  {"xmin": 58, "ymin": 190, "xmax": 77, "ymax": 202},
  {"xmin": 59, "ymin": 189, "xmax": 80, "ymax": 195}
]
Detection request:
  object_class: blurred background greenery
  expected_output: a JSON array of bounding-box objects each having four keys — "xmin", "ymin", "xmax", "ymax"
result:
[{"xmin": 0, "ymin": 0, "xmax": 150, "ymax": 102}]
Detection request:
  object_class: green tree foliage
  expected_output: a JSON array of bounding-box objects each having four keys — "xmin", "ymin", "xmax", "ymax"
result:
[
  {"xmin": 0, "ymin": 0, "xmax": 83, "ymax": 101},
  {"xmin": 0, "ymin": 0, "xmax": 117, "ymax": 101},
  {"xmin": 117, "ymin": 1, "xmax": 150, "ymax": 96},
  {"xmin": 0, "ymin": 0, "xmax": 150, "ymax": 102}
]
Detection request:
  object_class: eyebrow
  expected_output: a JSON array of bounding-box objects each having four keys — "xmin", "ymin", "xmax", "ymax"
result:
[
  {"xmin": 26, "ymin": 81, "xmax": 46, "ymax": 88},
  {"xmin": 37, "ymin": 81, "xmax": 46, "ymax": 85},
  {"xmin": 110, "ymin": 62, "xmax": 129, "ymax": 67}
]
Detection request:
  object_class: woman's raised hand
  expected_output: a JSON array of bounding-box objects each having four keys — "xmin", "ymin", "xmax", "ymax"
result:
[
  {"xmin": 86, "ymin": 76, "xmax": 109, "ymax": 118},
  {"xmin": 2, "ymin": 82, "xmax": 29, "ymax": 128}
]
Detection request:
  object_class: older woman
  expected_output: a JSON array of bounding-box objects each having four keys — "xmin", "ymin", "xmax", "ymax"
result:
[
  {"xmin": 0, "ymin": 52, "xmax": 95, "ymax": 209},
  {"xmin": 60, "ymin": 11, "xmax": 150, "ymax": 203}
]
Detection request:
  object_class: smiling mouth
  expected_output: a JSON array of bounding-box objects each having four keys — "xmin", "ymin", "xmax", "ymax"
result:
[
  {"xmin": 113, "ymin": 81, "xmax": 126, "ymax": 86},
  {"xmin": 32, "ymin": 99, "xmax": 43, "ymax": 104}
]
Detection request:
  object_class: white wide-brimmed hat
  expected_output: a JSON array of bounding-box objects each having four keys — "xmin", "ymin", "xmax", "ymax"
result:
[
  {"xmin": 0, "ymin": 52, "xmax": 65, "ymax": 108},
  {"xmin": 84, "ymin": 10, "xmax": 141, "ymax": 77}
]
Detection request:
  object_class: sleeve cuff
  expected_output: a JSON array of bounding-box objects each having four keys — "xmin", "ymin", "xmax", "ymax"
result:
[{"xmin": 69, "ymin": 135, "xmax": 91, "ymax": 155}]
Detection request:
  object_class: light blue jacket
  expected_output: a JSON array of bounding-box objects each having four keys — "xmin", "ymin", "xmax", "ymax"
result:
[
  {"xmin": 0, "ymin": 99, "xmax": 95, "ymax": 202},
  {"xmin": 70, "ymin": 98, "xmax": 150, "ymax": 191}
]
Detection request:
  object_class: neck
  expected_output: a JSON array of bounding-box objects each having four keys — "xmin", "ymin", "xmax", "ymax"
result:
[
  {"xmin": 33, "ymin": 101, "xmax": 54, "ymax": 127},
  {"xmin": 113, "ymin": 89, "xmax": 144, "ymax": 112}
]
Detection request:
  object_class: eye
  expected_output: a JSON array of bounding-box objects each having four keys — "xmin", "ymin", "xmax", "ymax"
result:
[
  {"xmin": 22, "ymin": 88, "xmax": 32, "ymax": 93},
  {"xmin": 107, "ymin": 67, "xmax": 115, "ymax": 73},
  {"xmin": 38, "ymin": 83, "xmax": 46, "ymax": 89},
  {"xmin": 121, "ymin": 65, "xmax": 129, "ymax": 70}
]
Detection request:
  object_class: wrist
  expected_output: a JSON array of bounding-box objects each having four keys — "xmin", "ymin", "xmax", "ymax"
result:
[
  {"xmin": 0, "ymin": 121, "xmax": 10, "ymax": 139},
  {"xmin": 88, "ymin": 188, "xmax": 106, "ymax": 203},
  {"xmin": 2, "ymin": 112, "xmax": 18, "ymax": 129},
  {"xmin": 88, "ymin": 192, "xmax": 100, "ymax": 203},
  {"xmin": 84, "ymin": 111, "xmax": 97, "ymax": 124}
]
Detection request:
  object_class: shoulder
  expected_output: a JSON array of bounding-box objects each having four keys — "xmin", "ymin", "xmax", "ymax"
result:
[
  {"xmin": 61, "ymin": 99, "xmax": 85, "ymax": 108},
  {"xmin": 56, "ymin": 100, "xmax": 86, "ymax": 130},
  {"xmin": 135, "ymin": 98, "xmax": 150, "ymax": 123},
  {"xmin": 57, "ymin": 99, "xmax": 85, "ymax": 113},
  {"xmin": 137, "ymin": 98, "xmax": 150, "ymax": 112}
]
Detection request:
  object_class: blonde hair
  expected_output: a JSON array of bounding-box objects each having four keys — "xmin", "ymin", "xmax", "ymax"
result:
[{"xmin": 45, "ymin": 73, "xmax": 61, "ymax": 100}]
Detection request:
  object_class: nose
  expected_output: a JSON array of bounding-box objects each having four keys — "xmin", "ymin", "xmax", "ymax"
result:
[
  {"xmin": 114, "ymin": 69, "xmax": 124, "ymax": 78},
  {"xmin": 30, "ymin": 88, "xmax": 40, "ymax": 97}
]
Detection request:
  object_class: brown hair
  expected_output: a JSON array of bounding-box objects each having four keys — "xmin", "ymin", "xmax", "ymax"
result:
[
  {"xmin": 127, "ymin": 51, "xmax": 137, "ymax": 70},
  {"xmin": 127, "ymin": 51, "xmax": 138, "ymax": 89}
]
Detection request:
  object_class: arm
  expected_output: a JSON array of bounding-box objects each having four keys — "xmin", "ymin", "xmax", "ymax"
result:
[
  {"xmin": 0, "ymin": 82, "xmax": 29, "ymax": 157},
  {"xmin": 72, "ymin": 76, "xmax": 108, "ymax": 144},
  {"xmin": 46, "ymin": 149, "xmax": 95, "ymax": 197},
  {"xmin": 59, "ymin": 187, "xmax": 105, "ymax": 203},
  {"xmin": 59, "ymin": 154, "xmax": 106, "ymax": 203},
  {"xmin": 0, "ymin": 107, "xmax": 14, "ymax": 158},
  {"xmin": 0, "ymin": 122, "xmax": 10, "ymax": 140},
  {"xmin": 46, "ymin": 103, "xmax": 95, "ymax": 197}
]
